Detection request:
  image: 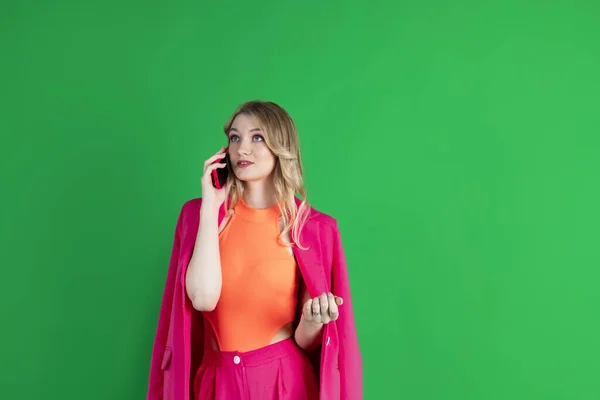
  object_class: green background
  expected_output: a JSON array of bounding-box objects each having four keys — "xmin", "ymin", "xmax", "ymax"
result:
[{"xmin": 1, "ymin": 1, "xmax": 599, "ymax": 399}]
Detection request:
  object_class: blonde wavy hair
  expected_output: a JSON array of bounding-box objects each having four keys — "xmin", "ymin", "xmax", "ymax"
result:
[{"xmin": 222, "ymin": 100, "xmax": 310, "ymax": 250}]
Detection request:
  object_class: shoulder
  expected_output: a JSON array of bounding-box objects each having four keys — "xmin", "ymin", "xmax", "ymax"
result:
[
  {"xmin": 172, "ymin": 197, "xmax": 202, "ymax": 219},
  {"xmin": 175, "ymin": 197, "xmax": 341, "ymax": 233},
  {"xmin": 171, "ymin": 198, "xmax": 203, "ymax": 231},
  {"xmin": 180, "ymin": 197, "xmax": 203, "ymax": 214},
  {"xmin": 303, "ymin": 202, "xmax": 341, "ymax": 238}
]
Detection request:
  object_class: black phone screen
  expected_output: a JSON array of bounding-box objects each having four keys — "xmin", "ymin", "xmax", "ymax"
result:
[{"xmin": 212, "ymin": 153, "xmax": 230, "ymax": 188}]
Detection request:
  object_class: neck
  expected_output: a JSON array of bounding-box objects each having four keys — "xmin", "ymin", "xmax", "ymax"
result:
[{"xmin": 242, "ymin": 179, "xmax": 277, "ymax": 209}]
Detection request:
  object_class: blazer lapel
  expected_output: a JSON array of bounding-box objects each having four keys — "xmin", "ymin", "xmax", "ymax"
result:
[{"xmin": 292, "ymin": 197, "xmax": 329, "ymax": 297}]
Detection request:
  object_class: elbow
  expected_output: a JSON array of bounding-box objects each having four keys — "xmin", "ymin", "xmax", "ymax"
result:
[
  {"xmin": 190, "ymin": 291, "xmax": 219, "ymax": 312},
  {"xmin": 193, "ymin": 300, "xmax": 217, "ymax": 312},
  {"xmin": 295, "ymin": 338, "xmax": 319, "ymax": 353},
  {"xmin": 185, "ymin": 272, "xmax": 221, "ymax": 312}
]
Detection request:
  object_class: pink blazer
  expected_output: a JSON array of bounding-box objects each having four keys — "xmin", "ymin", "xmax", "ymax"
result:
[{"xmin": 146, "ymin": 197, "xmax": 362, "ymax": 399}]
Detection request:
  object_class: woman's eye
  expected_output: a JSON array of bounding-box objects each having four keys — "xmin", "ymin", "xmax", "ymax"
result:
[
  {"xmin": 252, "ymin": 135, "xmax": 264, "ymax": 142},
  {"xmin": 229, "ymin": 135, "xmax": 239, "ymax": 142}
]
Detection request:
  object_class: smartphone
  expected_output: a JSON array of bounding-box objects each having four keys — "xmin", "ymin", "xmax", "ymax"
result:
[{"xmin": 211, "ymin": 149, "xmax": 230, "ymax": 189}]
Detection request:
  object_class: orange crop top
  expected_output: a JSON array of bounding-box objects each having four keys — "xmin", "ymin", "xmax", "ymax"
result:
[{"xmin": 202, "ymin": 199, "xmax": 300, "ymax": 352}]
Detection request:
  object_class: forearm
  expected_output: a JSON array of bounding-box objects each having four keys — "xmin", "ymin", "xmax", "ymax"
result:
[
  {"xmin": 185, "ymin": 204, "xmax": 223, "ymax": 311},
  {"xmin": 294, "ymin": 317, "xmax": 324, "ymax": 352}
]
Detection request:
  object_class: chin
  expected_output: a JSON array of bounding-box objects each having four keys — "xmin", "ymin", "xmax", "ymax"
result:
[
  {"xmin": 238, "ymin": 177, "xmax": 268, "ymax": 183},
  {"xmin": 233, "ymin": 172, "xmax": 258, "ymax": 182},
  {"xmin": 234, "ymin": 172, "xmax": 271, "ymax": 183}
]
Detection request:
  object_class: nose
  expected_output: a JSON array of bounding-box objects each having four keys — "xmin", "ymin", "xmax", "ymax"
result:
[{"xmin": 236, "ymin": 139, "xmax": 251, "ymax": 156}]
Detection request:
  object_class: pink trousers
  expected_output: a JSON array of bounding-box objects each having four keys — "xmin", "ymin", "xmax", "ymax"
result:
[{"xmin": 193, "ymin": 338, "xmax": 319, "ymax": 400}]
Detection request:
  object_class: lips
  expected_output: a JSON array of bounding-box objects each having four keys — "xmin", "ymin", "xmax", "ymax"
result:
[{"xmin": 236, "ymin": 160, "xmax": 254, "ymax": 168}]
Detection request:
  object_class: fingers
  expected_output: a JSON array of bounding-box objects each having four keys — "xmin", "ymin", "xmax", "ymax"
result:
[
  {"xmin": 201, "ymin": 162, "xmax": 227, "ymax": 186},
  {"xmin": 302, "ymin": 296, "xmax": 323, "ymax": 324},
  {"xmin": 205, "ymin": 162, "xmax": 227, "ymax": 175},
  {"xmin": 327, "ymin": 293, "xmax": 339, "ymax": 321},
  {"xmin": 312, "ymin": 296, "xmax": 322, "ymax": 324},
  {"xmin": 319, "ymin": 293, "xmax": 330, "ymax": 324},
  {"xmin": 303, "ymin": 298, "xmax": 314, "ymax": 323},
  {"xmin": 203, "ymin": 147, "xmax": 227, "ymax": 172},
  {"xmin": 303, "ymin": 292, "xmax": 343, "ymax": 325}
]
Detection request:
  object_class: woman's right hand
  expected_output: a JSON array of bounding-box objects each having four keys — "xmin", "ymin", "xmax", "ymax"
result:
[{"xmin": 200, "ymin": 146, "xmax": 229, "ymax": 211}]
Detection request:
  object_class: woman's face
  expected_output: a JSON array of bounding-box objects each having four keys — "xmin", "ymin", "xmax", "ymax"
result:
[{"xmin": 227, "ymin": 114, "xmax": 277, "ymax": 183}]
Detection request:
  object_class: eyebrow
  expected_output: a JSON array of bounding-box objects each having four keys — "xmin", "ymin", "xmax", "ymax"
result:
[{"xmin": 229, "ymin": 127, "xmax": 262, "ymax": 133}]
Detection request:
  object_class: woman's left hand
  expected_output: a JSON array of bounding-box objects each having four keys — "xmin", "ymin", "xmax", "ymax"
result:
[{"xmin": 302, "ymin": 292, "xmax": 343, "ymax": 325}]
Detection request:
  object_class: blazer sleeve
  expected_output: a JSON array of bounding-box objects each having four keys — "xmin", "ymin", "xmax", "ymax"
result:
[
  {"xmin": 331, "ymin": 220, "xmax": 363, "ymax": 399},
  {"xmin": 146, "ymin": 205, "xmax": 184, "ymax": 400}
]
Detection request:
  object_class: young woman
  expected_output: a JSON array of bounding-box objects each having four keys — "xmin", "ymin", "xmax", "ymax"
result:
[{"xmin": 147, "ymin": 101, "xmax": 362, "ymax": 400}]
